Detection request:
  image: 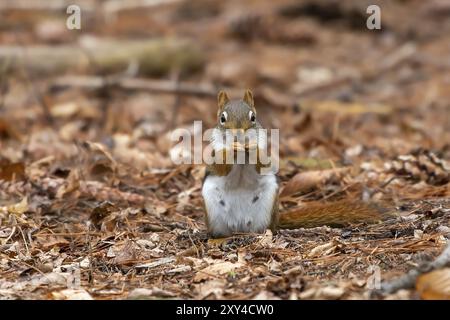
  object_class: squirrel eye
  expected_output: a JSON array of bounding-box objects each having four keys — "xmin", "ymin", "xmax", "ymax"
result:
[
  {"xmin": 220, "ymin": 111, "xmax": 227, "ymax": 125},
  {"xmin": 249, "ymin": 111, "xmax": 256, "ymax": 123}
]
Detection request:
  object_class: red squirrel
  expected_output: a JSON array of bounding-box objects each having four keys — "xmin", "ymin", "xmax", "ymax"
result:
[{"xmin": 202, "ymin": 90, "xmax": 387, "ymax": 238}]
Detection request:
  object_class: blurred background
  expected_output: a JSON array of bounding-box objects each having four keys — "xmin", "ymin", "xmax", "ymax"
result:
[{"xmin": 1, "ymin": 0, "xmax": 449, "ymax": 170}]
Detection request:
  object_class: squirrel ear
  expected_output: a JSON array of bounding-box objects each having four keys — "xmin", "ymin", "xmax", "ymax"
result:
[
  {"xmin": 243, "ymin": 89, "xmax": 254, "ymax": 109},
  {"xmin": 217, "ymin": 90, "xmax": 229, "ymax": 111}
]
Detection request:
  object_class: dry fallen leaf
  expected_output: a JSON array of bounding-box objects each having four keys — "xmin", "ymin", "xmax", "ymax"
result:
[
  {"xmin": 38, "ymin": 236, "xmax": 70, "ymax": 251},
  {"xmin": 90, "ymin": 201, "xmax": 117, "ymax": 229},
  {"xmin": 112, "ymin": 241, "xmax": 140, "ymax": 266},
  {"xmin": 0, "ymin": 117, "xmax": 23, "ymax": 141},
  {"xmin": 55, "ymin": 169, "xmax": 80, "ymax": 199},
  {"xmin": 280, "ymin": 168, "xmax": 349, "ymax": 198}
]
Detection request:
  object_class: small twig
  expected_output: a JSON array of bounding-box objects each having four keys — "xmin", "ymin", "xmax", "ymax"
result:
[
  {"xmin": 167, "ymin": 71, "xmax": 182, "ymax": 130},
  {"xmin": 0, "ymin": 57, "xmax": 12, "ymax": 111}
]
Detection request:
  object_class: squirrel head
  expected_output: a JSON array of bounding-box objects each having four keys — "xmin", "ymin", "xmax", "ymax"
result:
[{"xmin": 216, "ymin": 89, "xmax": 259, "ymax": 132}]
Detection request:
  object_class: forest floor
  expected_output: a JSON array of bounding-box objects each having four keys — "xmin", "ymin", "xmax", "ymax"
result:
[{"xmin": 0, "ymin": 0, "xmax": 449, "ymax": 299}]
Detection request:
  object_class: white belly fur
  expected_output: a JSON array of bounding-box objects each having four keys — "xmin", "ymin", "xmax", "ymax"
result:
[{"xmin": 202, "ymin": 165, "xmax": 278, "ymax": 237}]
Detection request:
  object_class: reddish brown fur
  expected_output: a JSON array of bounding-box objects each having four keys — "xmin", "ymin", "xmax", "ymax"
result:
[{"xmin": 278, "ymin": 200, "xmax": 390, "ymax": 229}]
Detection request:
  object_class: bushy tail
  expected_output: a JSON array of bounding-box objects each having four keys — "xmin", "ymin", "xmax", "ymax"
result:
[{"xmin": 278, "ymin": 200, "xmax": 391, "ymax": 229}]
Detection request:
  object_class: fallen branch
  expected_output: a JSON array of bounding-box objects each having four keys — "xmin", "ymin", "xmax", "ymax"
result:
[{"xmin": 0, "ymin": 38, "xmax": 204, "ymax": 77}]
